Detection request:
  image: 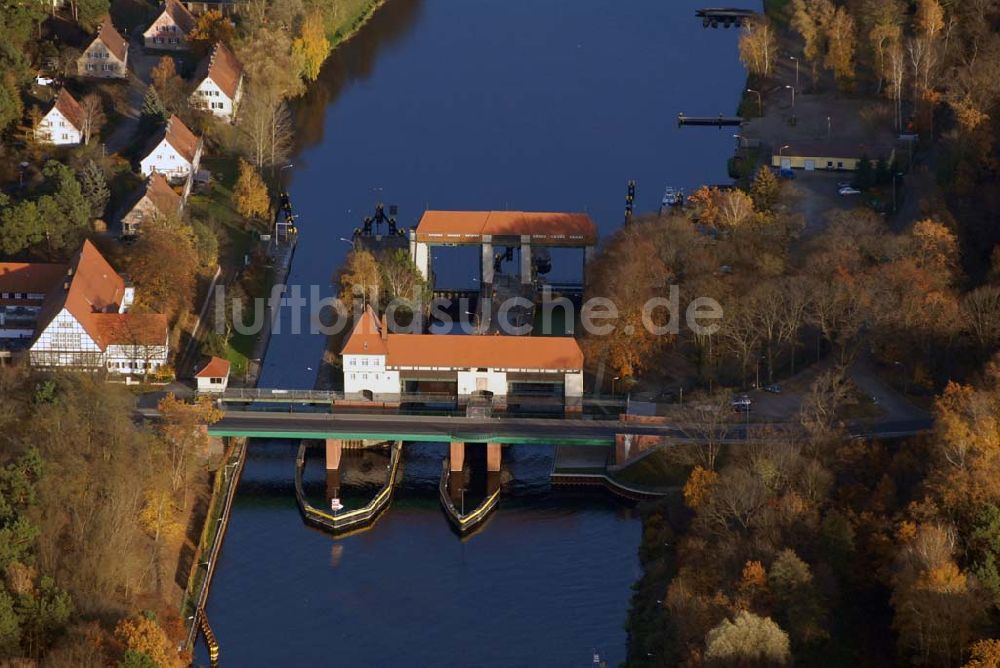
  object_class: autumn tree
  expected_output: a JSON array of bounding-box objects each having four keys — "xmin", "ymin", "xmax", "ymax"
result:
[
  {"xmin": 124, "ymin": 216, "xmax": 199, "ymax": 319},
  {"xmin": 791, "ymin": 0, "xmax": 835, "ymax": 85},
  {"xmin": 292, "ymin": 13, "xmax": 331, "ymax": 82},
  {"xmin": 114, "ymin": 613, "xmax": 177, "ymax": 667},
  {"xmin": 187, "ymin": 10, "xmax": 235, "ymax": 58},
  {"xmin": 704, "ymin": 611, "xmax": 791, "ymax": 666},
  {"xmin": 824, "ymin": 7, "xmax": 857, "ymax": 84},
  {"xmin": 961, "ymin": 286, "xmax": 1000, "ymax": 354},
  {"xmin": 964, "ymin": 639, "xmax": 1000, "ymax": 668},
  {"xmin": 738, "ymin": 17, "xmax": 777, "ymax": 79},
  {"xmin": 156, "ymin": 395, "xmax": 223, "ymax": 502},
  {"xmin": 79, "ymin": 93, "xmax": 105, "ymax": 144},
  {"xmin": 684, "ymin": 465, "xmax": 719, "ymax": 509},
  {"xmin": 338, "ymin": 249, "xmax": 382, "ymax": 309},
  {"xmin": 861, "ymin": 0, "xmax": 905, "ymax": 94},
  {"xmin": 379, "ymin": 248, "xmax": 430, "ymax": 317},
  {"xmin": 232, "ymin": 158, "xmax": 270, "ymax": 222},
  {"xmin": 150, "ymin": 56, "xmax": 186, "ymax": 113}
]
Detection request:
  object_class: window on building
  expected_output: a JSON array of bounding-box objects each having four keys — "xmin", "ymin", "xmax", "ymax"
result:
[{"xmin": 210, "ymin": 377, "xmax": 222, "ymax": 384}]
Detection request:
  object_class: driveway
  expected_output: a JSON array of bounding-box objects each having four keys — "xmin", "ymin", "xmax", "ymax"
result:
[{"xmin": 103, "ymin": 37, "xmax": 164, "ymax": 155}]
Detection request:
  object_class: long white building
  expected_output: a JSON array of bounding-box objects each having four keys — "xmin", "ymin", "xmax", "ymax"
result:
[{"xmin": 341, "ymin": 307, "xmax": 584, "ymax": 408}]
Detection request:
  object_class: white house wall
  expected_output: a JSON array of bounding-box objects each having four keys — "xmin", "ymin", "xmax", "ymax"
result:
[
  {"xmin": 37, "ymin": 108, "xmax": 82, "ymax": 145},
  {"xmin": 140, "ymin": 139, "xmax": 192, "ymax": 181},
  {"xmin": 343, "ymin": 353, "xmax": 401, "ymax": 396},
  {"xmin": 456, "ymin": 369, "xmax": 508, "ymax": 397}
]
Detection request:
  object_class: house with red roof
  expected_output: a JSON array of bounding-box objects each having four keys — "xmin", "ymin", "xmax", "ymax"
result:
[
  {"xmin": 13, "ymin": 241, "xmax": 170, "ymax": 375},
  {"xmin": 36, "ymin": 90, "xmax": 84, "ymax": 145},
  {"xmin": 190, "ymin": 43, "xmax": 244, "ymax": 122},
  {"xmin": 78, "ymin": 16, "xmax": 129, "ymax": 79},
  {"xmin": 195, "ymin": 356, "xmax": 231, "ymax": 393},
  {"xmin": 340, "ymin": 306, "xmax": 584, "ymax": 407},
  {"xmin": 139, "ymin": 115, "xmax": 203, "ymax": 194},
  {"xmin": 121, "ymin": 171, "xmax": 184, "ymax": 236},
  {"xmin": 143, "ymin": 0, "xmax": 197, "ymax": 51}
]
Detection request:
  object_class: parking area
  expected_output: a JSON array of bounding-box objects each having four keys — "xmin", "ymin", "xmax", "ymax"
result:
[{"xmin": 782, "ymin": 170, "xmax": 862, "ymax": 237}]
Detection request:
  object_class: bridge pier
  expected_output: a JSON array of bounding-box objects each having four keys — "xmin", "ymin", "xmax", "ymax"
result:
[
  {"xmin": 325, "ymin": 438, "xmax": 343, "ymax": 471},
  {"xmin": 520, "ymin": 236, "xmax": 532, "ymax": 284},
  {"xmin": 486, "ymin": 442, "xmax": 501, "ymax": 472},
  {"xmin": 450, "ymin": 441, "xmax": 465, "ymax": 473},
  {"xmin": 325, "ymin": 469, "xmax": 340, "ymax": 502}
]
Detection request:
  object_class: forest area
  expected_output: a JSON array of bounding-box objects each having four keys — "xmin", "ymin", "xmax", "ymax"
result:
[
  {"xmin": 0, "ymin": 369, "xmax": 221, "ymax": 665},
  {"xmin": 620, "ymin": 0, "xmax": 1000, "ymax": 665}
]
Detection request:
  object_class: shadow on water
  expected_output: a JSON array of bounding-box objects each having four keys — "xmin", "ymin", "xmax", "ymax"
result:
[{"xmin": 292, "ymin": 0, "xmax": 425, "ymax": 154}]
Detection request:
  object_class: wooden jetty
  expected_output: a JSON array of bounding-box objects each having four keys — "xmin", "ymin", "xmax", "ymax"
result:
[
  {"xmin": 695, "ymin": 8, "xmax": 758, "ymax": 27},
  {"xmin": 677, "ymin": 113, "xmax": 745, "ymax": 128}
]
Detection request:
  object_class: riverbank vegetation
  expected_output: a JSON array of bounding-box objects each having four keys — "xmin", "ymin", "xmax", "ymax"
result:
[
  {"xmin": 0, "ymin": 369, "xmax": 220, "ymax": 664},
  {"xmin": 621, "ymin": 1, "xmax": 1000, "ymax": 664}
]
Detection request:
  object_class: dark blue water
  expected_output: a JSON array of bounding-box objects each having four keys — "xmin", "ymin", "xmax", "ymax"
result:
[{"xmin": 200, "ymin": 0, "xmax": 751, "ymax": 664}]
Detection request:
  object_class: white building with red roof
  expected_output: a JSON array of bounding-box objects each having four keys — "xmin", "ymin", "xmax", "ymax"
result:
[
  {"xmin": 12, "ymin": 241, "xmax": 170, "ymax": 375},
  {"xmin": 36, "ymin": 90, "xmax": 84, "ymax": 145},
  {"xmin": 139, "ymin": 115, "xmax": 203, "ymax": 194},
  {"xmin": 190, "ymin": 42, "xmax": 244, "ymax": 122},
  {"xmin": 195, "ymin": 356, "xmax": 231, "ymax": 393},
  {"xmin": 78, "ymin": 16, "xmax": 129, "ymax": 79},
  {"xmin": 143, "ymin": 0, "xmax": 197, "ymax": 51},
  {"xmin": 341, "ymin": 306, "xmax": 584, "ymax": 407}
]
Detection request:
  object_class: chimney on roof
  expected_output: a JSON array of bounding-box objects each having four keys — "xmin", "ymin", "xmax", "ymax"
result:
[{"xmin": 381, "ymin": 315, "xmax": 388, "ymax": 341}]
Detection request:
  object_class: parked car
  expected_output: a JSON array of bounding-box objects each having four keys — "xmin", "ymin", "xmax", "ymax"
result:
[
  {"xmin": 838, "ymin": 186, "xmax": 862, "ymax": 196},
  {"xmin": 764, "ymin": 384, "xmax": 782, "ymax": 393},
  {"xmin": 731, "ymin": 395, "xmax": 752, "ymax": 408},
  {"xmin": 35, "ymin": 76, "xmax": 54, "ymax": 86},
  {"xmin": 837, "ymin": 181, "xmax": 854, "ymax": 189},
  {"xmin": 778, "ymin": 168, "xmax": 796, "ymax": 180}
]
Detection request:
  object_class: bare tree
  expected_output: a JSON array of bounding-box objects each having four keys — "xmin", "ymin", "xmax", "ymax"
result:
[{"xmin": 79, "ymin": 94, "xmax": 105, "ymax": 145}]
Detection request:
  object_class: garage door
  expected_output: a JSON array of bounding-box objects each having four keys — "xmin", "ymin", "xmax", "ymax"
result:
[
  {"xmin": 780, "ymin": 158, "xmax": 791, "ymax": 169},
  {"xmin": 804, "ymin": 159, "xmax": 815, "ymax": 171}
]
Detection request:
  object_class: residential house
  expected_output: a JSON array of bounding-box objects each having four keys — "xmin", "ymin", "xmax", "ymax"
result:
[
  {"xmin": 771, "ymin": 142, "xmax": 896, "ymax": 172},
  {"xmin": 121, "ymin": 171, "xmax": 184, "ymax": 236},
  {"xmin": 26, "ymin": 241, "xmax": 169, "ymax": 375},
  {"xmin": 139, "ymin": 115, "xmax": 203, "ymax": 195},
  {"xmin": 36, "ymin": 89, "xmax": 84, "ymax": 145},
  {"xmin": 195, "ymin": 356, "xmax": 231, "ymax": 393},
  {"xmin": 341, "ymin": 306, "xmax": 585, "ymax": 408},
  {"xmin": 78, "ymin": 16, "xmax": 129, "ymax": 79},
  {"xmin": 190, "ymin": 42, "xmax": 244, "ymax": 122},
  {"xmin": 143, "ymin": 0, "xmax": 197, "ymax": 51}
]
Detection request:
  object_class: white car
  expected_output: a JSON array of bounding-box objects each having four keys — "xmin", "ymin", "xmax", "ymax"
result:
[
  {"xmin": 35, "ymin": 76, "xmax": 54, "ymax": 86},
  {"xmin": 838, "ymin": 186, "xmax": 861, "ymax": 196}
]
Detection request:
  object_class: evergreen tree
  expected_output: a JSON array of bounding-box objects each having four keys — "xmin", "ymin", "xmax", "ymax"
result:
[
  {"xmin": 78, "ymin": 160, "xmax": 110, "ymax": 219},
  {"xmin": 750, "ymin": 166, "xmax": 780, "ymax": 212},
  {"xmin": 140, "ymin": 87, "xmax": 167, "ymax": 131}
]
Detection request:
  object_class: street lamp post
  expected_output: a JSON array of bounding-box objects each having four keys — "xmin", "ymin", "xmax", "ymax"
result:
[
  {"xmin": 612, "ymin": 376, "xmax": 620, "ymax": 398},
  {"xmin": 746, "ymin": 88, "xmax": 762, "ymax": 116},
  {"xmin": 785, "ymin": 85, "xmax": 796, "ymax": 112},
  {"xmin": 790, "ymin": 56, "xmax": 799, "ymax": 88}
]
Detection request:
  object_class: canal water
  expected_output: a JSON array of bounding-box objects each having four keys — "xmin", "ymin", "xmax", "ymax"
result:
[{"xmin": 200, "ymin": 0, "xmax": 753, "ymax": 664}]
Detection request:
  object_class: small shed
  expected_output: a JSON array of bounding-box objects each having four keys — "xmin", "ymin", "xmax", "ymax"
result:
[
  {"xmin": 195, "ymin": 356, "xmax": 230, "ymax": 393},
  {"xmin": 771, "ymin": 142, "xmax": 895, "ymax": 172}
]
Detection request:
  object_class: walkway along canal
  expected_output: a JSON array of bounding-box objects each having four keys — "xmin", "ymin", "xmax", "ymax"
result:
[{"xmin": 196, "ymin": 0, "xmax": 758, "ymax": 664}]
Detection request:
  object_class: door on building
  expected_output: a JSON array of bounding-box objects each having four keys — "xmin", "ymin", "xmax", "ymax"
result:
[
  {"xmin": 804, "ymin": 159, "xmax": 815, "ymax": 171},
  {"xmin": 476, "ymin": 377, "xmax": 488, "ymax": 393},
  {"xmin": 780, "ymin": 158, "xmax": 791, "ymax": 170}
]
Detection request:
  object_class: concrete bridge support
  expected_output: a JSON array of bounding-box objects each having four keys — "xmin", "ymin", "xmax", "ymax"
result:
[
  {"xmin": 481, "ymin": 237, "xmax": 494, "ymax": 285},
  {"xmin": 487, "ymin": 442, "xmax": 502, "ymax": 472},
  {"xmin": 326, "ymin": 469, "xmax": 340, "ymax": 502},
  {"xmin": 325, "ymin": 438, "xmax": 343, "ymax": 471},
  {"xmin": 450, "ymin": 441, "xmax": 465, "ymax": 473}
]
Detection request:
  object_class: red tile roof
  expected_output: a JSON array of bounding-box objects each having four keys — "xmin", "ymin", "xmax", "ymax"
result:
[
  {"xmin": 146, "ymin": 114, "xmax": 201, "ymax": 164},
  {"xmin": 93, "ymin": 313, "xmax": 168, "ymax": 346},
  {"xmin": 144, "ymin": 171, "xmax": 183, "ymax": 216},
  {"xmin": 0, "ymin": 263, "xmax": 68, "ymax": 294},
  {"xmin": 340, "ymin": 306, "xmax": 387, "ymax": 355},
  {"xmin": 95, "ymin": 16, "xmax": 128, "ymax": 62},
  {"xmin": 195, "ymin": 355, "xmax": 231, "ymax": 378},
  {"xmin": 340, "ymin": 306, "xmax": 582, "ymax": 371},
  {"xmin": 162, "ymin": 0, "xmax": 196, "ymax": 34},
  {"xmin": 50, "ymin": 89, "xmax": 84, "ymax": 131},
  {"xmin": 386, "ymin": 333, "xmax": 583, "ymax": 371},
  {"xmin": 34, "ymin": 240, "xmax": 127, "ymax": 350},
  {"xmin": 194, "ymin": 42, "xmax": 243, "ymax": 100},
  {"xmin": 416, "ymin": 211, "xmax": 597, "ymax": 244}
]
